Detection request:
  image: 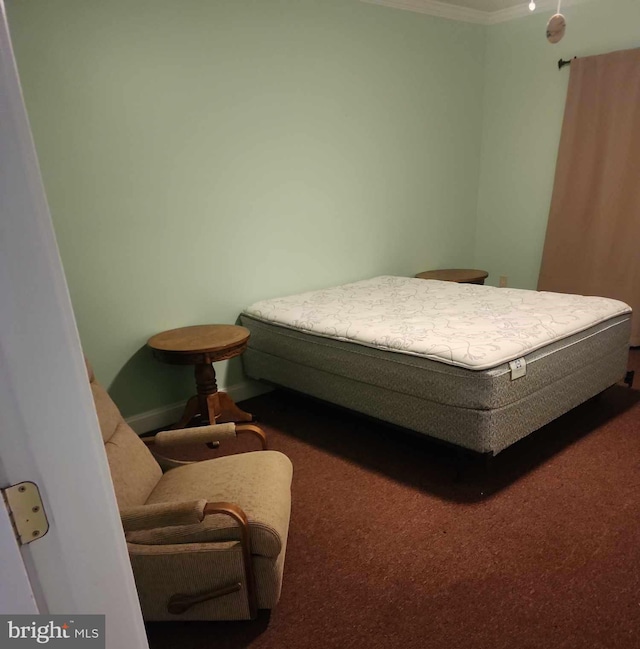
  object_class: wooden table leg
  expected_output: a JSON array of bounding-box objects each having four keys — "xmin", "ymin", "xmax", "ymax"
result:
[
  {"xmin": 194, "ymin": 363, "xmax": 253, "ymax": 425},
  {"xmin": 170, "ymin": 395, "xmax": 200, "ymax": 429},
  {"xmin": 216, "ymin": 392, "xmax": 253, "ymax": 424}
]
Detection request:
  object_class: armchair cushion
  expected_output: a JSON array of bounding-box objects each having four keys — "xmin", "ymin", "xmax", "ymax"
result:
[
  {"xmin": 105, "ymin": 421, "xmax": 163, "ymax": 509},
  {"xmin": 126, "ymin": 450, "xmax": 293, "ymax": 559}
]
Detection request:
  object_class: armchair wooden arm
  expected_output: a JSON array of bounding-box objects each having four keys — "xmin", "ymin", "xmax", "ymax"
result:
[
  {"xmin": 121, "ymin": 500, "xmax": 257, "ymax": 618},
  {"xmin": 167, "ymin": 502, "xmax": 257, "ymax": 618},
  {"xmin": 235, "ymin": 423, "xmax": 268, "ymax": 450}
]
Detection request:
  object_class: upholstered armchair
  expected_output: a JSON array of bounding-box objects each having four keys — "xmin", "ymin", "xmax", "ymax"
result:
[{"xmin": 87, "ymin": 360, "xmax": 293, "ymax": 621}]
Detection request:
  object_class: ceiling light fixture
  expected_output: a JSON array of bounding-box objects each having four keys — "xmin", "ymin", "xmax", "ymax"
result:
[{"xmin": 529, "ymin": 1, "xmax": 536, "ymax": 10}]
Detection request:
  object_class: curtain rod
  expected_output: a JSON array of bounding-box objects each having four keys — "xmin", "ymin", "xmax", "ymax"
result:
[{"xmin": 558, "ymin": 57, "xmax": 577, "ymax": 70}]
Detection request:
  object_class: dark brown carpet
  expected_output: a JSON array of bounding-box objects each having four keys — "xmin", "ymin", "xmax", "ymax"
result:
[{"xmin": 146, "ymin": 350, "xmax": 640, "ymax": 649}]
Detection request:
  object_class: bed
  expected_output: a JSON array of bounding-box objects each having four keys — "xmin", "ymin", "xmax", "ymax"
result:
[{"xmin": 239, "ymin": 276, "xmax": 632, "ymax": 456}]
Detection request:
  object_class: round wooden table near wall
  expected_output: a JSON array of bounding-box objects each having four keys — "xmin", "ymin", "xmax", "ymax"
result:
[
  {"xmin": 147, "ymin": 324, "xmax": 253, "ymax": 429},
  {"xmin": 415, "ymin": 268, "xmax": 489, "ymax": 285}
]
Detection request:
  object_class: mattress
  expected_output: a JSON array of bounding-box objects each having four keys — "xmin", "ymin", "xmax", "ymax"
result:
[{"xmin": 240, "ymin": 276, "xmax": 632, "ymax": 455}]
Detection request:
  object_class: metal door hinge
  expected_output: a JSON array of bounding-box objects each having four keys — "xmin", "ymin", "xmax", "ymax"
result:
[{"xmin": 1, "ymin": 481, "xmax": 49, "ymax": 545}]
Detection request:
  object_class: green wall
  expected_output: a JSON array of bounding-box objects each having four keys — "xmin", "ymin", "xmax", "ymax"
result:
[
  {"xmin": 6, "ymin": 0, "xmax": 486, "ymax": 416},
  {"xmin": 475, "ymin": 0, "xmax": 640, "ymax": 289},
  {"xmin": 12, "ymin": 0, "xmax": 638, "ymax": 418}
]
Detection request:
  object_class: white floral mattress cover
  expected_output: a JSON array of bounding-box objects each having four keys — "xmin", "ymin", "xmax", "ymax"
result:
[{"xmin": 242, "ymin": 276, "xmax": 631, "ymax": 370}]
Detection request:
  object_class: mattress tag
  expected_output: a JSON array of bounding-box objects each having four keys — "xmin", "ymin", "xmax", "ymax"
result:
[{"xmin": 509, "ymin": 357, "xmax": 527, "ymax": 380}]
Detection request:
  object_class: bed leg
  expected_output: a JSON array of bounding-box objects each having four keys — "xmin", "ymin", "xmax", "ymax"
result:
[
  {"xmin": 624, "ymin": 370, "xmax": 635, "ymax": 388},
  {"xmin": 482, "ymin": 451, "xmax": 495, "ymax": 473},
  {"xmin": 453, "ymin": 450, "xmax": 494, "ymax": 483},
  {"xmin": 453, "ymin": 449, "xmax": 468, "ymax": 483}
]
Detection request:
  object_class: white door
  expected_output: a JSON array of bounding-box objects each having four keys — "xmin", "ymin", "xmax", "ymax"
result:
[
  {"xmin": 0, "ymin": 499, "xmax": 37, "ymax": 614},
  {"xmin": 0, "ymin": 3, "xmax": 148, "ymax": 647}
]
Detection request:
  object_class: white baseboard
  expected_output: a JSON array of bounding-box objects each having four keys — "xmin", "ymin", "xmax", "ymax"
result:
[{"xmin": 125, "ymin": 379, "xmax": 273, "ymax": 434}]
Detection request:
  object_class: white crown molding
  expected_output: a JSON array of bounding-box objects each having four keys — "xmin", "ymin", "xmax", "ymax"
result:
[
  {"xmin": 360, "ymin": 0, "xmax": 591, "ymax": 25},
  {"xmin": 125, "ymin": 379, "xmax": 273, "ymax": 434},
  {"xmin": 360, "ymin": 0, "xmax": 488, "ymax": 24}
]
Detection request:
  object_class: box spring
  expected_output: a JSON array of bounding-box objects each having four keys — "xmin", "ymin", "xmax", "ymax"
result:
[{"xmin": 239, "ymin": 314, "xmax": 631, "ymax": 455}]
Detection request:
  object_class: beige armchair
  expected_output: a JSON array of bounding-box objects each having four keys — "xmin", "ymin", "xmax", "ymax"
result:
[{"xmin": 87, "ymin": 360, "xmax": 293, "ymax": 621}]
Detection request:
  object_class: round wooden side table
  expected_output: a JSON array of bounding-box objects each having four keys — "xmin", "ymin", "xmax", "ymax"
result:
[
  {"xmin": 147, "ymin": 324, "xmax": 253, "ymax": 429},
  {"xmin": 415, "ymin": 268, "xmax": 488, "ymax": 285}
]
